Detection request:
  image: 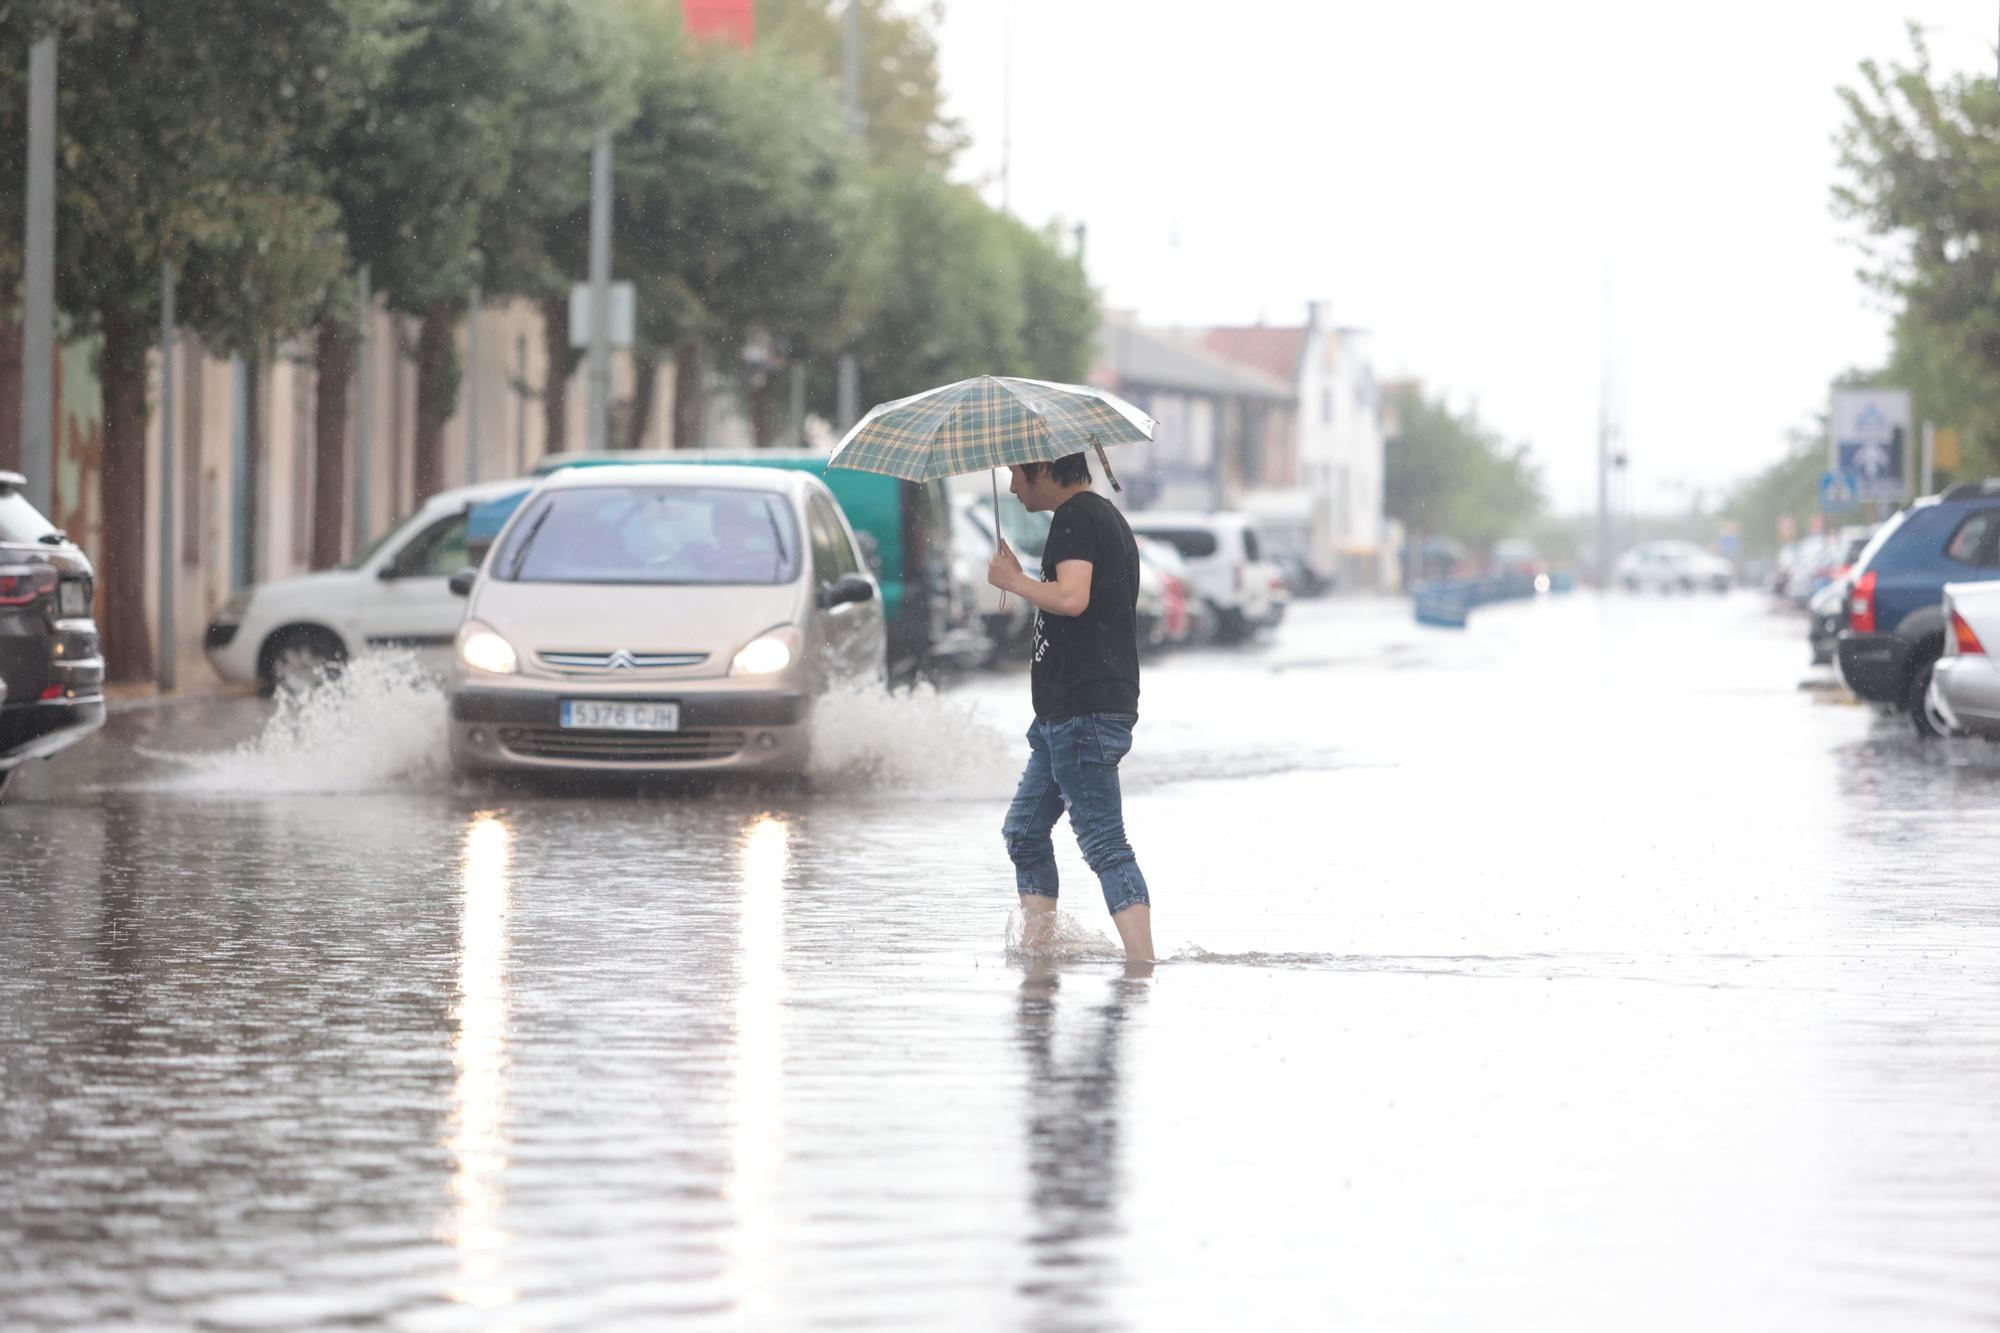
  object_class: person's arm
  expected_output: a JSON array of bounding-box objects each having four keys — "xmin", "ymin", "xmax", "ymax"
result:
[{"xmin": 990, "ymin": 542, "xmax": 1091, "ymax": 616}]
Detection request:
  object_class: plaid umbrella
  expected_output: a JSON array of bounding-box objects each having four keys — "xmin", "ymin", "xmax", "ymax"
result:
[{"xmin": 827, "ymin": 375, "xmax": 1154, "ymax": 493}]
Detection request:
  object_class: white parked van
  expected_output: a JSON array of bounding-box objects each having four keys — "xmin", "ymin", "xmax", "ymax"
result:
[{"xmin": 1125, "ymin": 511, "xmax": 1286, "ymax": 642}]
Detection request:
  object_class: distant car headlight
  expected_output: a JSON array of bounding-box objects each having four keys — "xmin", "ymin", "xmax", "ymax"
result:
[
  {"xmin": 456, "ymin": 620, "xmax": 518, "ymax": 675},
  {"xmin": 730, "ymin": 626, "xmax": 800, "ymax": 677}
]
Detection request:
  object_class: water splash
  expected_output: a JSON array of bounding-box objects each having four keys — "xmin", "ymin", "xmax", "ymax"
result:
[
  {"xmin": 809, "ymin": 680, "xmax": 1017, "ymax": 797},
  {"xmin": 1002, "ymin": 906, "xmax": 1126, "ymax": 961},
  {"xmin": 138, "ymin": 653, "xmax": 448, "ymax": 795}
]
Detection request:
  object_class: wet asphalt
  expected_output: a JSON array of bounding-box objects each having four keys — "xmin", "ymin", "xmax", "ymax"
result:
[{"xmin": 5, "ymin": 591, "xmax": 2000, "ymax": 1331}]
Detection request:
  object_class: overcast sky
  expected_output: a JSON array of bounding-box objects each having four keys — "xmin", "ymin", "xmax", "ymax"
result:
[{"xmin": 933, "ymin": 1, "xmax": 1998, "ymax": 514}]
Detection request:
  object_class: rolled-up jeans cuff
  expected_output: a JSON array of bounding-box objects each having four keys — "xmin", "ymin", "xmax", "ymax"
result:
[
  {"xmin": 1101, "ymin": 861, "xmax": 1149, "ymax": 915},
  {"xmin": 1015, "ymin": 862, "xmax": 1059, "ymax": 899}
]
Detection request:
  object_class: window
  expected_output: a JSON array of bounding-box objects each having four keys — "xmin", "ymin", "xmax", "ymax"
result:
[
  {"xmin": 809, "ymin": 495, "xmax": 858, "ymax": 581},
  {"xmin": 1944, "ymin": 510, "xmax": 1999, "ymax": 566},
  {"xmin": 1320, "ymin": 387, "xmax": 1333, "ymax": 425},
  {"xmin": 0, "ymin": 489, "xmax": 56, "ymax": 544},
  {"xmin": 497, "ymin": 486, "xmax": 801, "ymax": 585},
  {"xmin": 1135, "ymin": 527, "xmax": 1218, "ymax": 560},
  {"xmin": 1242, "ymin": 527, "xmax": 1263, "ymax": 561},
  {"xmin": 390, "ymin": 513, "xmax": 473, "ymax": 578}
]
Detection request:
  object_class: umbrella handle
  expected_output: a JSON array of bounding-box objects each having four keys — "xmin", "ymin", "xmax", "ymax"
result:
[
  {"xmin": 1090, "ymin": 433, "xmax": 1122, "ymax": 493},
  {"xmin": 993, "ymin": 468, "xmax": 1007, "ymax": 613}
]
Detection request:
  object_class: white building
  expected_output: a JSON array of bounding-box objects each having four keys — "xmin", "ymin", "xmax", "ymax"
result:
[{"xmin": 1203, "ymin": 302, "xmax": 1390, "ymax": 589}]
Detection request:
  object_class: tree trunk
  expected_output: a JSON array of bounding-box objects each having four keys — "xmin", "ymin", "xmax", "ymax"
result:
[
  {"xmin": 626, "ymin": 345, "xmax": 659, "ymax": 450},
  {"xmin": 310, "ymin": 316, "xmax": 350, "ymax": 570},
  {"xmin": 412, "ymin": 302, "xmax": 457, "ymax": 504},
  {"xmin": 540, "ymin": 293, "xmax": 570, "ymax": 454},
  {"xmin": 747, "ymin": 376, "xmax": 777, "ymax": 448},
  {"xmin": 97, "ymin": 295, "xmax": 155, "ymax": 683},
  {"xmin": 671, "ymin": 340, "xmax": 705, "ymax": 449},
  {"xmin": 0, "ymin": 295, "xmax": 20, "ymax": 474}
]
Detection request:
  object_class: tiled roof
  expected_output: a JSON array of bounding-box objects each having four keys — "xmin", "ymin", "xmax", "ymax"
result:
[
  {"xmin": 1092, "ymin": 322, "xmax": 1293, "ymax": 401},
  {"xmin": 1203, "ymin": 326, "xmax": 1306, "ymax": 385}
]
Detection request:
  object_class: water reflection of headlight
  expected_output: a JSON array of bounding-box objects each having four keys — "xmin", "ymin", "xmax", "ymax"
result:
[
  {"xmin": 729, "ymin": 815, "xmax": 790, "ymax": 1317},
  {"xmin": 448, "ymin": 812, "xmax": 514, "ymax": 1309}
]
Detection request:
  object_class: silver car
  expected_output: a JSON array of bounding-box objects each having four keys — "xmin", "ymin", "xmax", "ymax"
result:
[
  {"xmin": 447, "ymin": 464, "xmax": 885, "ymax": 777},
  {"xmin": 1929, "ymin": 581, "xmax": 2000, "ymax": 741}
]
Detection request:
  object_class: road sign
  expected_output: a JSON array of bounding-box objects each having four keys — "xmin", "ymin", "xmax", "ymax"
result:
[
  {"xmin": 1830, "ymin": 388, "xmax": 1910, "ymax": 503},
  {"xmin": 1777, "ymin": 513, "xmax": 1797, "ymax": 542},
  {"xmin": 1935, "ymin": 425, "xmax": 1960, "ymax": 471},
  {"xmin": 569, "ymin": 281, "xmax": 635, "ymax": 349},
  {"xmin": 1819, "ymin": 469, "xmax": 1859, "ymax": 513}
]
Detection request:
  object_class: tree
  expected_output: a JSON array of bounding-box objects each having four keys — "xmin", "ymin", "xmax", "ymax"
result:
[
  {"xmin": 756, "ymin": 0, "xmax": 965, "ymax": 171},
  {"xmin": 0, "ymin": 0, "xmax": 390, "ymax": 678},
  {"xmin": 1382, "ymin": 383, "xmax": 1544, "ymax": 551},
  {"xmin": 1836, "ymin": 27, "xmax": 2000, "ymax": 477}
]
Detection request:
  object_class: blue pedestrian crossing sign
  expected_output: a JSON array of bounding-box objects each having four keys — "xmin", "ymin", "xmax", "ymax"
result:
[
  {"xmin": 1819, "ymin": 469, "xmax": 1860, "ymax": 512},
  {"xmin": 1830, "ymin": 388, "xmax": 1911, "ymax": 503}
]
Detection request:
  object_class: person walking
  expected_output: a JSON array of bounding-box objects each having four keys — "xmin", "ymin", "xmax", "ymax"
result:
[{"xmin": 987, "ymin": 452, "xmax": 1153, "ymax": 962}]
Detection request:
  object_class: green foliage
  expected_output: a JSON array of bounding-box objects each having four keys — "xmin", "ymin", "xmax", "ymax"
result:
[
  {"xmin": 1717, "ymin": 429, "xmax": 1826, "ymax": 560},
  {"xmin": 756, "ymin": 0, "xmax": 965, "ymax": 170},
  {"xmin": 1836, "ymin": 27, "xmax": 2000, "ymax": 478},
  {"xmin": 1381, "ymin": 383, "xmax": 1545, "ymax": 547}
]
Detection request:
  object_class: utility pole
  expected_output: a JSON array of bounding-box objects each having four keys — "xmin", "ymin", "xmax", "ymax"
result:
[
  {"xmin": 837, "ymin": 0, "xmax": 863, "ymax": 431},
  {"xmin": 586, "ymin": 129, "xmax": 614, "ymax": 453},
  {"xmin": 467, "ymin": 282, "xmax": 481, "ymax": 483},
  {"xmin": 355, "ymin": 265, "xmax": 374, "ymax": 549},
  {"xmin": 1000, "ymin": 0, "xmax": 1013, "ymax": 213},
  {"xmin": 158, "ymin": 263, "xmax": 177, "ymax": 691},
  {"xmin": 20, "ymin": 38, "xmax": 57, "ymax": 517}
]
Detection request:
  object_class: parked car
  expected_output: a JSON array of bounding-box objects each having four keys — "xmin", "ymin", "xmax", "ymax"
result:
[
  {"xmin": 1927, "ymin": 581, "xmax": 2000, "ymax": 741},
  {"xmin": 501, "ymin": 451, "xmax": 970, "ymax": 681},
  {"xmin": 1135, "ymin": 535, "xmax": 1195, "ymax": 646},
  {"xmin": 1837, "ymin": 480, "xmax": 2000, "ymax": 736},
  {"xmin": 1808, "ymin": 577, "xmax": 1848, "ymax": 666},
  {"xmin": 1614, "ymin": 539, "xmax": 1734, "ymax": 593},
  {"xmin": 204, "ymin": 478, "xmax": 531, "ymax": 693},
  {"xmin": 1126, "ymin": 511, "xmax": 1285, "ymax": 642},
  {"xmin": 0, "ymin": 471, "xmax": 104, "ymax": 798},
  {"xmin": 952, "ymin": 495, "xmax": 1041, "ymax": 662},
  {"xmin": 447, "ymin": 464, "xmax": 884, "ymax": 778}
]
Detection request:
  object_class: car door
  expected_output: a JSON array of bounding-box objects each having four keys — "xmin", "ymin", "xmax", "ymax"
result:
[
  {"xmin": 807, "ymin": 494, "xmax": 882, "ymax": 686},
  {"xmin": 357, "ymin": 507, "xmax": 475, "ymax": 667}
]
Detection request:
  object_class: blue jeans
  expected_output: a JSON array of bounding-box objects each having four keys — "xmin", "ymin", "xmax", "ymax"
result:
[{"xmin": 1002, "ymin": 713, "xmax": 1150, "ymax": 916}]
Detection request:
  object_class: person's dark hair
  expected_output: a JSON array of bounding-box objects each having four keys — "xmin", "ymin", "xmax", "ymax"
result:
[{"xmin": 1020, "ymin": 453, "xmax": 1091, "ymax": 488}]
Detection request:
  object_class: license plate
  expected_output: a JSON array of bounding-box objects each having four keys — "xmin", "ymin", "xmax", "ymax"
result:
[
  {"xmin": 560, "ymin": 699, "xmax": 680, "ymax": 731},
  {"xmin": 58, "ymin": 582, "xmax": 86, "ymax": 617}
]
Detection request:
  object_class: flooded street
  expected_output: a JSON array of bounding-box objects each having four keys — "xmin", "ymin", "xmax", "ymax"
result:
[{"xmin": 6, "ymin": 592, "xmax": 2000, "ymax": 1330}]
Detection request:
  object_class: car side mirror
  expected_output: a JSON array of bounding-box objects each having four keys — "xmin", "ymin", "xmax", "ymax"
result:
[
  {"xmin": 448, "ymin": 568, "xmax": 478, "ymax": 597},
  {"xmin": 375, "ymin": 561, "xmax": 400, "ymax": 581},
  {"xmin": 818, "ymin": 572, "xmax": 874, "ymax": 609}
]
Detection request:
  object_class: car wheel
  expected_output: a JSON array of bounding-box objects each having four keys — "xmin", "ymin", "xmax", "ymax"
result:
[
  {"xmin": 259, "ymin": 627, "xmax": 348, "ymax": 696},
  {"xmin": 1906, "ymin": 647, "xmax": 1949, "ymax": 740}
]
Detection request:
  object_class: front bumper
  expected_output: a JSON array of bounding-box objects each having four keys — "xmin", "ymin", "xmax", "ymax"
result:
[
  {"xmin": 449, "ymin": 684, "xmax": 812, "ymax": 774},
  {"xmin": 1836, "ymin": 632, "xmax": 1908, "ymax": 704},
  {"xmin": 0, "ymin": 695, "xmax": 107, "ymax": 771},
  {"xmin": 1930, "ymin": 655, "xmax": 2000, "ymax": 740}
]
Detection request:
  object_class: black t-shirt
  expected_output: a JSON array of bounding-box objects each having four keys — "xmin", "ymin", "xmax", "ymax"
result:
[{"xmin": 1030, "ymin": 491, "xmax": 1141, "ymax": 721}]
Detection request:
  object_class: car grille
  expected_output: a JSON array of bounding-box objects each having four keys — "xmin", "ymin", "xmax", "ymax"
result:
[
  {"xmin": 535, "ymin": 649, "xmax": 709, "ymax": 677},
  {"xmin": 498, "ymin": 726, "xmax": 745, "ymax": 764}
]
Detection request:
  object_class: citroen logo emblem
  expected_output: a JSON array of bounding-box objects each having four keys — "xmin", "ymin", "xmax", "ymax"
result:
[{"xmin": 607, "ymin": 650, "xmax": 637, "ymax": 671}]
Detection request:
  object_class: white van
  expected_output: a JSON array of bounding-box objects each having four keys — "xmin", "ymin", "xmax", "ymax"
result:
[{"xmin": 1125, "ymin": 511, "xmax": 1286, "ymax": 642}]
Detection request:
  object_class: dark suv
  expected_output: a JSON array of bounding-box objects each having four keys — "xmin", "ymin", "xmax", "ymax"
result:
[
  {"xmin": 0, "ymin": 471, "xmax": 105, "ymax": 797},
  {"xmin": 1836, "ymin": 479, "xmax": 2000, "ymax": 736}
]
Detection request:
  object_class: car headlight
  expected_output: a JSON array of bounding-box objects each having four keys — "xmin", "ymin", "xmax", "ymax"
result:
[
  {"xmin": 730, "ymin": 626, "xmax": 800, "ymax": 677},
  {"xmin": 456, "ymin": 620, "xmax": 518, "ymax": 675}
]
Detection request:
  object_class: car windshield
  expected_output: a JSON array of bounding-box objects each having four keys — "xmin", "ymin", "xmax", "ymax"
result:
[
  {"xmin": 495, "ymin": 485, "xmax": 800, "ymax": 585},
  {"xmin": 1137, "ymin": 527, "xmax": 1219, "ymax": 560},
  {"xmin": 971, "ymin": 498, "xmax": 1051, "ymax": 560},
  {"xmin": 0, "ymin": 489, "xmax": 57, "ymax": 544}
]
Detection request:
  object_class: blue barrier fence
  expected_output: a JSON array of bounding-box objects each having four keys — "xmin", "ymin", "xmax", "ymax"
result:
[{"xmin": 1412, "ymin": 571, "xmax": 1574, "ymax": 628}]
